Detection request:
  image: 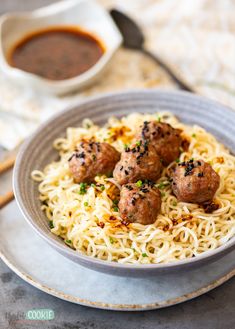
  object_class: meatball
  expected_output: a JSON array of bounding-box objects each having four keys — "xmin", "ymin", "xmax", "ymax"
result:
[
  {"xmin": 113, "ymin": 140, "xmax": 162, "ymax": 185},
  {"xmin": 118, "ymin": 182, "xmax": 161, "ymax": 225},
  {"xmin": 172, "ymin": 159, "xmax": 220, "ymax": 203},
  {"xmin": 136, "ymin": 121, "xmax": 183, "ymax": 165},
  {"xmin": 69, "ymin": 141, "xmax": 120, "ymax": 183}
]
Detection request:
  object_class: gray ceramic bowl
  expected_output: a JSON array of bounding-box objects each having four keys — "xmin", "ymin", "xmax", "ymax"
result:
[{"xmin": 13, "ymin": 90, "xmax": 235, "ymax": 277}]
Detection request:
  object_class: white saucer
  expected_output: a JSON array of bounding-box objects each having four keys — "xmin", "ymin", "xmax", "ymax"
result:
[{"xmin": 0, "ymin": 201, "xmax": 234, "ymax": 311}]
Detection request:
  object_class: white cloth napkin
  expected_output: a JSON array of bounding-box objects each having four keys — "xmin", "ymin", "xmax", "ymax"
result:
[{"xmin": 1, "ymin": 0, "xmax": 235, "ymax": 150}]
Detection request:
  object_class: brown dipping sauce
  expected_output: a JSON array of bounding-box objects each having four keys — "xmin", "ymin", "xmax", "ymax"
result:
[{"xmin": 9, "ymin": 27, "xmax": 104, "ymax": 80}]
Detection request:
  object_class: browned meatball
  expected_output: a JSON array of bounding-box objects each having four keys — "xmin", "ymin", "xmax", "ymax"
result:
[
  {"xmin": 118, "ymin": 182, "xmax": 162, "ymax": 224},
  {"xmin": 136, "ymin": 121, "xmax": 183, "ymax": 165},
  {"xmin": 172, "ymin": 159, "xmax": 220, "ymax": 203},
  {"xmin": 113, "ymin": 140, "xmax": 162, "ymax": 185},
  {"xmin": 69, "ymin": 141, "xmax": 120, "ymax": 183}
]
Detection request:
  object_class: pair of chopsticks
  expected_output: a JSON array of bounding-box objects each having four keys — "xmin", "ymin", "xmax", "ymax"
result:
[{"xmin": 0, "ymin": 155, "xmax": 16, "ymax": 209}]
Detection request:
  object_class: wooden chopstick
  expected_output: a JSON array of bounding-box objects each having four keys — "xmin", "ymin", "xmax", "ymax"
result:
[
  {"xmin": 0, "ymin": 155, "xmax": 16, "ymax": 174},
  {"xmin": 0, "ymin": 191, "xmax": 14, "ymax": 209},
  {"xmin": 0, "ymin": 155, "xmax": 16, "ymax": 209}
]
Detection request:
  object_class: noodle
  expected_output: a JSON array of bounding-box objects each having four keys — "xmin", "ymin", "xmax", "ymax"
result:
[{"xmin": 31, "ymin": 112, "xmax": 235, "ymax": 264}]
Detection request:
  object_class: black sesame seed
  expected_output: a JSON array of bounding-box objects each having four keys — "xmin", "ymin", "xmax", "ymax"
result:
[
  {"xmin": 179, "ymin": 161, "xmax": 186, "ymax": 166},
  {"xmin": 184, "ymin": 171, "xmax": 193, "ymax": 176},
  {"xmin": 140, "ymin": 188, "xmax": 149, "ymax": 193},
  {"xmin": 131, "ymin": 198, "xmax": 136, "ymax": 206},
  {"xmin": 126, "ymin": 185, "xmax": 133, "ymax": 190},
  {"xmin": 76, "ymin": 151, "xmax": 85, "ymax": 159},
  {"xmin": 68, "ymin": 154, "xmax": 75, "ymax": 161}
]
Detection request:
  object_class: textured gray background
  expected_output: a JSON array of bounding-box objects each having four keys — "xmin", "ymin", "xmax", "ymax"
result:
[{"xmin": 0, "ymin": 1, "xmax": 235, "ymax": 328}]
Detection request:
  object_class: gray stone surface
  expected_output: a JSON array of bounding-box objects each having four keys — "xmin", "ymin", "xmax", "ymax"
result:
[
  {"xmin": 0, "ymin": 1, "xmax": 235, "ymax": 328},
  {"xmin": 0, "ymin": 258, "xmax": 235, "ymax": 329}
]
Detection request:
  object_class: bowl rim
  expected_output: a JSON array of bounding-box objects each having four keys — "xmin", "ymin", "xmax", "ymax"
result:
[
  {"xmin": 0, "ymin": 0, "xmax": 122, "ymax": 88},
  {"xmin": 13, "ymin": 89, "xmax": 235, "ymax": 271}
]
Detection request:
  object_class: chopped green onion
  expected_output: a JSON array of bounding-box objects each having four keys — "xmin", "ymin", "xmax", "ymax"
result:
[
  {"xmin": 100, "ymin": 185, "xmax": 105, "ymax": 191},
  {"xmin": 49, "ymin": 220, "xmax": 54, "ymax": 229},
  {"xmin": 192, "ymin": 133, "xmax": 196, "ymax": 138},
  {"xmin": 79, "ymin": 183, "xmax": 87, "ymax": 195},
  {"xmin": 91, "ymin": 183, "xmax": 96, "ymax": 188},
  {"xmin": 109, "ymin": 237, "xmax": 114, "ymax": 244},
  {"xmin": 113, "ymin": 199, "xmax": 119, "ymax": 205},
  {"xmin": 84, "ymin": 202, "xmax": 89, "ymax": 207},
  {"xmin": 161, "ymin": 192, "xmax": 166, "ymax": 197},
  {"xmin": 124, "ymin": 143, "xmax": 129, "ymax": 150},
  {"xmin": 65, "ymin": 239, "xmax": 72, "ymax": 244},
  {"xmin": 136, "ymin": 180, "xmax": 143, "ymax": 187},
  {"xmin": 157, "ymin": 182, "xmax": 165, "ymax": 189},
  {"xmin": 142, "ymin": 253, "xmax": 148, "ymax": 257},
  {"xmin": 157, "ymin": 116, "xmax": 161, "ymax": 122},
  {"xmin": 136, "ymin": 140, "xmax": 142, "ymax": 147},
  {"xmin": 175, "ymin": 158, "xmax": 180, "ymax": 163},
  {"xmin": 113, "ymin": 206, "xmax": 119, "ymax": 212}
]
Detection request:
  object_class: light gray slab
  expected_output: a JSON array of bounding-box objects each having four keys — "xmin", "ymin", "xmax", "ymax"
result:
[{"xmin": 0, "ymin": 201, "xmax": 234, "ymax": 311}]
